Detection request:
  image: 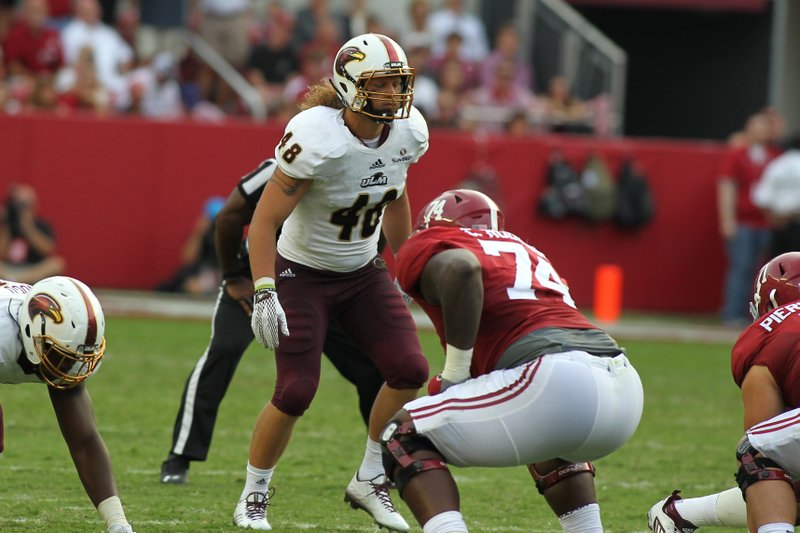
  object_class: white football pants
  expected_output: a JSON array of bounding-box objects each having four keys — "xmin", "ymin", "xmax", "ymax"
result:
[
  {"xmin": 747, "ymin": 407, "xmax": 800, "ymax": 476},
  {"xmin": 406, "ymin": 351, "xmax": 643, "ymax": 467}
]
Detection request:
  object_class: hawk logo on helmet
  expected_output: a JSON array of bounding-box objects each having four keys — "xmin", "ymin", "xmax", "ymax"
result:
[
  {"xmin": 335, "ymin": 47, "xmax": 365, "ymax": 85},
  {"xmin": 28, "ymin": 293, "xmax": 63, "ymax": 324}
]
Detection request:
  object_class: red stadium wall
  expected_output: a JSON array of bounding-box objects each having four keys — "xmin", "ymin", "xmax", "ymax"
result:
[{"xmin": 0, "ymin": 114, "xmax": 727, "ymax": 313}]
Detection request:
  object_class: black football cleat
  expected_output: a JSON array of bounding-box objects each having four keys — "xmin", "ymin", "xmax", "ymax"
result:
[{"xmin": 160, "ymin": 453, "xmax": 190, "ymax": 484}]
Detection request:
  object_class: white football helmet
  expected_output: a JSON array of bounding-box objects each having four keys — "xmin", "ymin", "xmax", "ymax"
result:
[
  {"xmin": 331, "ymin": 33, "xmax": 415, "ymax": 122},
  {"xmin": 18, "ymin": 276, "xmax": 106, "ymax": 389}
]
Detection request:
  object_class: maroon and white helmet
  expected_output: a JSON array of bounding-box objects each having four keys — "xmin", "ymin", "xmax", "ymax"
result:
[
  {"xmin": 331, "ymin": 33, "xmax": 415, "ymax": 122},
  {"xmin": 749, "ymin": 252, "xmax": 800, "ymax": 319},
  {"xmin": 414, "ymin": 189, "xmax": 505, "ymax": 232},
  {"xmin": 18, "ymin": 276, "xmax": 106, "ymax": 389}
]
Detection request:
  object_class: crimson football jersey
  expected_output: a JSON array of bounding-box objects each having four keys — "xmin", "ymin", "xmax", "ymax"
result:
[
  {"xmin": 396, "ymin": 226, "xmax": 595, "ymax": 376},
  {"xmin": 732, "ymin": 300, "xmax": 800, "ymax": 408}
]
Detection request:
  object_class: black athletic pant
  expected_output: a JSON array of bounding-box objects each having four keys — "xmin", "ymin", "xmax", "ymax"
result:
[{"xmin": 168, "ymin": 285, "xmax": 385, "ymax": 461}]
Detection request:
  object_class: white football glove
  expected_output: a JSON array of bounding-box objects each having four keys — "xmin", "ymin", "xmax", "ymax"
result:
[{"xmin": 251, "ymin": 277, "xmax": 289, "ymax": 349}]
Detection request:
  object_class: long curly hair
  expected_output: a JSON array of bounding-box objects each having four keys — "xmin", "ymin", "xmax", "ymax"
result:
[{"xmin": 300, "ymin": 81, "xmax": 344, "ymax": 111}]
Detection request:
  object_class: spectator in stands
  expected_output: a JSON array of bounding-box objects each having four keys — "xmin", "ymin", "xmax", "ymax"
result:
[
  {"xmin": 0, "ymin": 0, "xmax": 15, "ymax": 41},
  {"xmin": 763, "ymin": 105, "xmax": 786, "ymax": 148},
  {"xmin": 126, "ymin": 50, "xmax": 183, "ymax": 119},
  {"xmin": 428, "ymin": 0, "xmax": 488, "ymax": 63},
  {"xmin": 0, "ymin": 0, "xmax": 61, "ymax": 112},
  {"xmin": 0, "ymin": 183, "xmax": 65, "ymax": 284},
  {"xmin": 54, "ymin": 45, "xmax": 112, "ymax": 115},
  {"xmin": 718, "ymin": 112, "xmax": 781, "ymax": 326},
  {"xmin": 133, "ymin": 0, "xmax": 188, "ymax": 64},
  {"xmin": 281, "ymin": 46, "xmax": 326, "ymax": 114},
  {"xmin": 466, "ymin": 57, "xmax": 537, "ymax": 133},
  {"xmin": 480, "ymin": 22, "xmax": 531, "ymax": 92},
  {"xmin": 430, "ymin": 57, "xmax": 469, "ymax": 129},
  {"xmin": 753, "ymin": 133, "xmax": 800, "ymax": 258},
  {"xmin": 400, "ymin": 0, "xmax": 433, "ymax": 52},
  {"xmin": 363, "ymin": 12, "xmax": 391, "ymax": 37},
  {"xmin": 339, "ymin": 0, "xmax": 370, "ymax": 40},
  {"xmin": 729, "ymin": 106, "xmax": 786, "ymax": 150},
  {"xmin": 505, "ymin": 109, "xmax": 531, "ymax": 137},
  {"xmin": 405, "ymin": 42, "xmax": 437, "ymax": 119},
  {"xmin": 245, "ymin": 19, "xmax": 299, "ymax": 115},
  {"xmin": 296, "ymin": 14, "xmax": 340, "ymax": 67},
  {"xmin": 262, "ymin": 0, "xmax": 295, "ymax": 34},
  {"xmin": 194, "ymin": 0, "xmax": 251, "ymax": 112},
  {"xmin": 429, "ymin": 31, "xmax": 478, "ymax": 89},
  {"xmin": 539, "ymin": 75, "xmax": 593, "ymax": 134},
  {"xmin": 174, "ymin": 48, "xmax": 228, "ymax": 123},
  {"xmin": 292, "ymin": 0, "xmax": 336, "ymax": 55},
  {"xmin": 34, "ymin": 75, "xmax": 58, "ymax": 108},
  {"xmin": 4, "ymin": 0, "xmax": 64, "ymax": 81},
  {"xmin": 114, "ymin": 2, "xmax": 137, "ymax": 47},
  {"xmin": 157, "ymin": 196, "xmax": 225, "ymax": 294},
  {"xmin": 61, "ymin": 0, "xmax": 134, "ymax": 111},
  {"xmin": 45, "ymin": 0, "xmax": 71, "ymax": 30}
]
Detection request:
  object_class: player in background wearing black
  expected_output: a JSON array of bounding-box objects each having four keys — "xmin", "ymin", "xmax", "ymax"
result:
[{"xmin": 160, "ymin": 158, "xmax": 385, "ymax": 484}]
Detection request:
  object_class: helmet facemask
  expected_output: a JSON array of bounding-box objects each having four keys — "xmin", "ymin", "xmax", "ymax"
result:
[
  {"xmin": 28, "ymin": 314, "xmax": 105, "ymax": 389},
  {"xmin": 350, "ymin": 69, "xmax": 415, "ymax": 123}
]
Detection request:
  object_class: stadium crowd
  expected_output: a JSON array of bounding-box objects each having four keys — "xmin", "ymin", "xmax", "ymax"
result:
[{"xmin": 0, "ymin": 0, "xmax": 611, "ymax": 134}]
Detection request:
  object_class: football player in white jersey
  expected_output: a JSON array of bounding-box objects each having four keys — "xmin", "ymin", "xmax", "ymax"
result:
[
  {"xmin": 0, "ymin": 276, "xmax": 136, "ymax": 533},
  {"xmin": 235, "ymin": 33, "xmax": 430, "ymax": 531}
]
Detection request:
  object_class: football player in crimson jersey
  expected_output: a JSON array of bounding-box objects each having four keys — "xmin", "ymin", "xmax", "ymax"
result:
[
  {"xmin": 384, "ymin": 189, "xmax": 643, "ymax": 533},
  {"xmin": 649, "ymin": 252, "xmax": 800, "ymax": 533},
  {"xmin": 238, "ymin": 33, "xmax": 429, "ymax": 531},
  {"xmin": 0, "ymin": 276, "xmax": 136, "ymax": 533}
]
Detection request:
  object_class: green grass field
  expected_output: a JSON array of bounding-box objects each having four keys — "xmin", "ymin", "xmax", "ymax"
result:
[{"xmin": 0, "ymin": 316, "xmax": 748, "ymax": 532}]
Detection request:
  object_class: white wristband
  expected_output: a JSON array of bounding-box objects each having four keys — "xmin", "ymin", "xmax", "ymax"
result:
[
  {"xmin": 254, "ymin": 277, "xmax": 275, "ymax": 290},
  {"xmin": 441, "ymin": 344, "xmax": 473, "ymax": 382}
]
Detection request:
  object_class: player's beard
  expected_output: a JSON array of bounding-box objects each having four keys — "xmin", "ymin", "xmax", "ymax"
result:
[{"xmin": 364, "ymin": 100, "xmax": 398, "ymax": 124}]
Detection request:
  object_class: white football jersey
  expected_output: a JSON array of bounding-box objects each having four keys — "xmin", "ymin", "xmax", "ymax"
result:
[
  {"xmin": 274, "ymin": 105, "xmax": 429, "ymax": 272},
  {"xmin": 0, "ymin": 280, "xmax": 39, "ymax": 385}
]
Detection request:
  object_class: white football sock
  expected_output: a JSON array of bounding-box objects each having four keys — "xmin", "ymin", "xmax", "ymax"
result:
[
  {"xmin": 240, "ymin": 462, "xmax": 273, "ymax": 500},
  {"xmin": 423, "ymin": 510, "xmax": 468, "ymax": 533},
  {"xmin": 559, "ymin": 503, "xmax": 602, "ymax": 532},
  {"xmin": 757, "ymin": 523, "xmax": 794, "ymax": 533},
  {"xmin": 674, "ymin": 488, "xmax": 746, "ymax": 527},
  {"xmin": 357, "ymin": 437, "xmax": 385, "ymax": 480}
]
